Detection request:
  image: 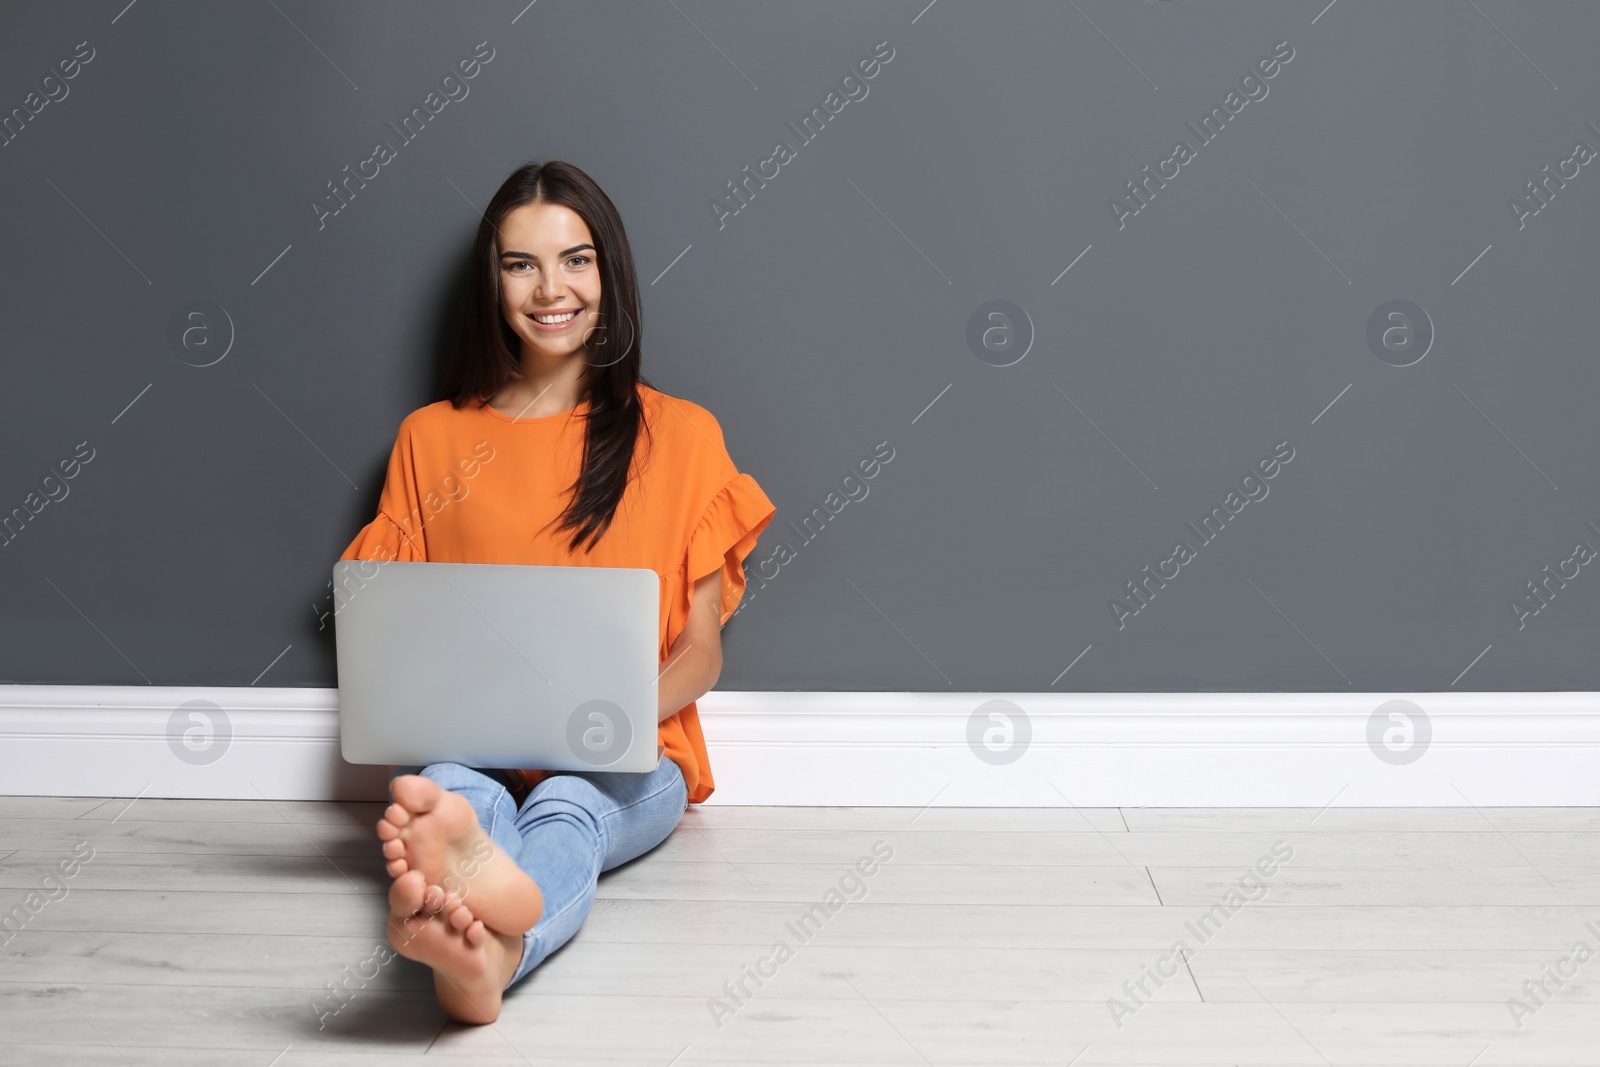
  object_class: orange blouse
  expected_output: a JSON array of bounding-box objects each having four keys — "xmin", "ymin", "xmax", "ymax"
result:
[{"xmin": 337, "ymin": 383, "xmax": 776, "ymax": 804}]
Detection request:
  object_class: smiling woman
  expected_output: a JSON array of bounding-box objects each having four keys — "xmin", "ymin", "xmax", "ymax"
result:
[{"xmin": 339, "ymin": 159, "xmax": 775, "ymax": 1025}]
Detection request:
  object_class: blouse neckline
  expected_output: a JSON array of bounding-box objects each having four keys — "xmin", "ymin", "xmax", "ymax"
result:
[{"xmin": 478, "ymin": 397, "xmax": 591, "ymax": 425}]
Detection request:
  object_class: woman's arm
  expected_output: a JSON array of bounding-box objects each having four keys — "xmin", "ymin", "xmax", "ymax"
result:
[{"xmin": 657, "ymin": 570, "xmax": 724, "ymax": 723}]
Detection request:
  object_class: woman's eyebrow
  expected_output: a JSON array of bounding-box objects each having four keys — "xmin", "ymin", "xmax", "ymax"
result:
[{"xmin": 499, "ymin": 243, "xmax": 596, "ymax": 259}]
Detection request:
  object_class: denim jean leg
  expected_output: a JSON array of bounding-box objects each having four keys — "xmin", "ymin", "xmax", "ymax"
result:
[{"xmin": 506, "ymin": 757, "xmax": 687, "ymax": 986}]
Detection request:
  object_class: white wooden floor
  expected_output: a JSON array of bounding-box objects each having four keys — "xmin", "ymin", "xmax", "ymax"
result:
[{"xmin": 0, "ymin": 797, "xmax": 1597, "ymax": 1064}]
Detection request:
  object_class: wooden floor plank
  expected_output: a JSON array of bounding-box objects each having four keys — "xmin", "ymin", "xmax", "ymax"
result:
[{"xmin": 3, "ymin": 799, "xmax": 1599, "ymax": 1063}]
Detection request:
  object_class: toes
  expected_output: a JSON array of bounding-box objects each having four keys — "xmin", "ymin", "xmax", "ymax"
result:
[
  {"xmin": 386, "ymin": 857, "xmax": 410, "ymax": 879},
  {"xmin": 409, "ymin": 875, "xmax": 475, "ymax": 933},
  {"xmin": 388, "ymin": 869, "xmax": 426, "ymax": 916},
  {"xmin": 423, "ymin": 883, "xmax": 447, "ymax": 913},
  {"xmin": 423, "ymin": 883, "xmax": 465, "ymax": 915},
  {"xmin": 390, "ymin": 774, "xmax": 443, "ymax": 817},
  {"xmin": 382, "ymin": 838, "xmax": 406, "ymax": 860},
  {"xmin": 380, "ymin": 803, "xmax": 411, "ymax": 831},
  {"xmin": 464, "ymin": 919, "xmax": 487, "ymax": 947}
]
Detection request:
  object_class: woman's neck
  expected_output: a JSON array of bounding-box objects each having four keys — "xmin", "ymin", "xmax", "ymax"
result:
[{"xmin": 492, "ymin": 357, "xmax": 589, "ymax": 417}]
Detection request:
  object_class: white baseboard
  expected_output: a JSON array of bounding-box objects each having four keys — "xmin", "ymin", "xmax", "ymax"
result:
[{"xmin": 2, "ymin": 686, "xmax": 1598, "ymax": 806}]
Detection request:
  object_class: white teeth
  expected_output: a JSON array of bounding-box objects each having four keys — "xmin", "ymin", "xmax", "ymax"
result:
[{"xmin": 533, "ymin": 311, "xmax": 578, "ymax": 324}]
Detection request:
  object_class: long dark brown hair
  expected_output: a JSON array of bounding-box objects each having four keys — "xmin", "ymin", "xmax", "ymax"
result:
[{"xmin": 438, "ymin": 160, "xmax": 655, "ymax": 554}]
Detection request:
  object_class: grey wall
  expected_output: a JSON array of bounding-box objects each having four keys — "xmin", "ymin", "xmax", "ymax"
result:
[{"xmin": 2, "ymin": 1, "xmax": 1597, "ymax": 693}]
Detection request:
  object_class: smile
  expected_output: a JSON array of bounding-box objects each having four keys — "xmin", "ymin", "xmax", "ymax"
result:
[{"xmin": 530, "ymin": 309, "xmax": 580, "ymax": 325}]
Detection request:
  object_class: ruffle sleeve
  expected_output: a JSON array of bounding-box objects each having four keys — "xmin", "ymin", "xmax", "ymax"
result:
[
  {"xmin": 339, "ymin": 509, "xmax": 425, "ymax": 562},
  {"xmin": 683, "ymin": 471, "xmax": 777, "ymax": 627},
  {"xmin": 339, "ymin": 416, "xmax": 427, "ymax": 563}
]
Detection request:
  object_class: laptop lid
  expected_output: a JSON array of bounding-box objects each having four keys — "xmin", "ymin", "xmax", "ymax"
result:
[{"xmin": 332, "ymin": 559, "xmax": 661, "ymax": 773}]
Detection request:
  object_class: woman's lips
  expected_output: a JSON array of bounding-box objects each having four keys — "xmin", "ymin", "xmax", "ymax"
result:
[{"xmin": 528, "ymin": 308, "xmax": 583, "ymax": 332}]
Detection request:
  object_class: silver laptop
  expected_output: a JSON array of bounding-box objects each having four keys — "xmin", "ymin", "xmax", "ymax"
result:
[{"xmin": 332, "ymin": 559, "xmax": 661, "ymax": 773}]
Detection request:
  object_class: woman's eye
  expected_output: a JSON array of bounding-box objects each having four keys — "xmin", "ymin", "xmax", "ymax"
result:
[{"xmin": 567, "ymin": 255, "xmax": 591, "ymax": 268}]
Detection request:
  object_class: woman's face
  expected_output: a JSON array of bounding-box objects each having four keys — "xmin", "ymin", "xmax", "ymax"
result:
[{"xmin": 497, "ymin": 200, "xmax": 605, "ymax": 366}]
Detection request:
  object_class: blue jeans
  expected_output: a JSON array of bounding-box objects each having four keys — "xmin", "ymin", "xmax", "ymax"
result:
[{"xmin": 388, "ymin": 756, "xmax": 687, "ymax": 987}]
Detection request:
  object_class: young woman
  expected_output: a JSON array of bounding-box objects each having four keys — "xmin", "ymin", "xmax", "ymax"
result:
[{"xmin": 338, "ymin": 160, "xmax": 776, "ymax": 1023}]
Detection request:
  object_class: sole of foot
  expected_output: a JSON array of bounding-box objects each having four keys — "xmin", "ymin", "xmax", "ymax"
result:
[
  {"xmin": 387, "ymin": 869, "xmax": 523, "ymax": 1025},
  {"xmin": 376, "ymin": 774, "xmax": 544, "ymax": 935}
]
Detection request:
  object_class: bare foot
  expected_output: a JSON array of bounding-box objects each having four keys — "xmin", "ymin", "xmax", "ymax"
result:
[
  {"xmin": 387, "ymin": 870, "xmax": 524, "ymax": 1024},
  {"xmin": 376, "ymin": 775, "xmax": 544, "ymax": 935}
]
